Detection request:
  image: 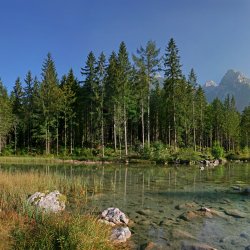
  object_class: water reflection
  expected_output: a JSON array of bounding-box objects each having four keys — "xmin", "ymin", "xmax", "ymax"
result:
[{"xmin": 1, "ymin": 163, "xmax": 250, "ymax": 249}]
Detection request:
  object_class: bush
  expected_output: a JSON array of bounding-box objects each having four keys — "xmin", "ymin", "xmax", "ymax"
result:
[
  {"xmin": 211, "ymin": 141, "xmax": 224, "ymax": 159},
  {"xmin": 176, "ymin": 148, "xmax": 202, "ymax": 162},
  {"xmin": 1, "ymin": 144, "xmax": 14, "ymax": 156},
  {"xmin": 139, "ymin": 141, "xmax": 171, "ymax": 163}
]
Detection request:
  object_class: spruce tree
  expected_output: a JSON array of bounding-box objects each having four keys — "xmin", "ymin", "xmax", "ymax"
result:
[
  {"xmin": 0, "ymin": 80, "xmax": 13, "ymax": 153},
  {"xmin": 163, "ymin": 38, "xmax": 183, "ymax": 149},
  {"xmin": 81, "ymin": 51, "xmax": 98, "ymax": 147},
  {"xmin": 117, "ymin": 41, "xmax": 132, "ymax": 156},
  {"xmin": 11, "ymin": 77, "xmax": 24, "ymax": 153},
  {"xmin": 105, "ymin": 51, "xmax": 119, "ymax": 151},
  {"xmin": 241, "ymin": 105, "xmax": 250, "ymax": 148},
  {"xmin": 188, "ymin": 68, "xmax": 198, "ymax": 150},
  {"xmin": 96, "ymin": 52, "xmax": 107, "ymax": 157},
  {"xmin": 23, "ymin": 71, "xmax": 34, "ymax": 152},
  {"xmin": 39, "ymin": 53, "xmax": 62, "ymax": 154},
  {"xmin": 60, "ymin": 69, "xmax": 76, "ymax": 154},
  {"xmin": 133, "ymin": 41, "xmax": 160, "ymax": 147}
]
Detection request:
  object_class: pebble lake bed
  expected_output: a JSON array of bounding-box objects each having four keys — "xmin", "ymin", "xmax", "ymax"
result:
[{"xmin": 1, "ymin": 162, "xmax": 250, "ymax": 249}]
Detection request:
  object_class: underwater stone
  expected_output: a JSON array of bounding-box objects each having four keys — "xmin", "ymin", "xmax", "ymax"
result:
[
  {"xmin": 110, "ymin": 226, "xmax": 131, "ymax": 243},
  {"xmin": 181, "ymin": 241, "xmax": 217, "ymax": 250},
  {"xmin": 224, "ymin": 209, "xmax": 246, "ymax": 218}
]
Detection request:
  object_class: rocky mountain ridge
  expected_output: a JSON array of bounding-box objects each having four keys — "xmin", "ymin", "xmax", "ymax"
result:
[{"xmin": 203, "ymin": 69, "xmax": 250, "ymax": 111}]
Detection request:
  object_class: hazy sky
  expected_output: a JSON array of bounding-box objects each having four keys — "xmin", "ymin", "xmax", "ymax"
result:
[{"xmin": 1, "ymin": 0, "xmax": 250, "ymax": 91}]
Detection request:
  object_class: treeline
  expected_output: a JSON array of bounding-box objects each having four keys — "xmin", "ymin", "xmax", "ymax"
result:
[{"xmin": 0, "ymin": 38, "xmax": 249, "ymax": 157}]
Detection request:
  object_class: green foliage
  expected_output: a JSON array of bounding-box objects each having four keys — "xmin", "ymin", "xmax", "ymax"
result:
[
  {"xmin": 1, "ymin": 144, "xmax": 15, "ymax": 156},
  {"xmin": 212, "ymin": 141, "xmax": 224, "ymax": 159},
  {"xmin": 139, "ymin": 141, "xmax": 171, "ymax": 163},
  {"xmin": 175, "ymin": 148, "xmax": 202, "ymax": 162},
  {"xmin": 0, "ymin": 41, "xmax": 249, "ymax": 158}
]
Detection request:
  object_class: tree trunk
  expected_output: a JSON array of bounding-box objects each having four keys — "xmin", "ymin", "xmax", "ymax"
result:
[
  {"xmin": 14, "ymin": 124, "xmax": 17, "ymax": 155},
  {"xmin": 64, "ymin": 113, "xmax": 67, "ymax": 153},
  {"xmin": 141, "ymin": 101, "xmax": 145, "ymax": 148},
  {"xmin": 192, "ymin": 100, "xmax": 196, "ymax": 151},
  {"xmin": 114, "ymin": 105, "xmax": 117, "ymax": 152},
  {"xmin": 56, "ymin": 118, "xmax": 59, "ymax": 156},
  {"xmin": 45, "ymin": 121, "xmax": 48, "ymax": 155},
  {"xmin": 147, "ymin": 93, "xmax": 150, "ymax": 147},
  {"xmin": 101, "ymin": 109, "xmax": 104, "ymax": 158},
  {"xmin": 70, "ymin": 118, "xmax": 73, "ymax": 155},
  {"xmin": 124, "ymin": 102, "xmax": 128, "ymax": 156},
  {"xmin": 173, "ymin": 99, "xmax": 177, "ymax": 150}
]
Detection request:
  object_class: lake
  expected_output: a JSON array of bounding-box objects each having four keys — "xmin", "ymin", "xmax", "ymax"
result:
[{"xmin": 1, "ymin": 163, "xmax": 250, "ymax": 249}]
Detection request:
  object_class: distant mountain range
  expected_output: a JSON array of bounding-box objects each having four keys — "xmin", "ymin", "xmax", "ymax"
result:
[{"xmin": 203, "ymin": 69, "xmax": 250, "ymax": 112}]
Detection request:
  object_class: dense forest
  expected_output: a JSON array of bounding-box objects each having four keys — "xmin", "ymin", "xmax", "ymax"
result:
[{"xmin": 0, "ymin": 38, "xmax": 249, "ymax": 158}]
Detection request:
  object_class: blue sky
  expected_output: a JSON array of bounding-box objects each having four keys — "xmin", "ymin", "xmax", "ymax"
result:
[{"xmin": 1, "ymin": 0, "xmax": 250, "ymax": 91}]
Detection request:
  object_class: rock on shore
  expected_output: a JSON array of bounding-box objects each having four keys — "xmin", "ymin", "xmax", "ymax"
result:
[
  {"xmin": 27, "ymin": 190, "xmax": 66, "ymax": 212},
  {"xmin": 100, "ymin": 207, "xmax": 129, "ymax": 226}
]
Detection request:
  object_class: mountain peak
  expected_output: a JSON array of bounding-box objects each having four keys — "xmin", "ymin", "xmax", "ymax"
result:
[
  {"xmin": 204, "ymin": 80, "xmax": 218, "ymax": 88},
  {"xmin": 203, "ymin": 69, "xmax": 250, "ymax": 111},
  {"xmin": 221, "ymin": 69, "xmax": 249, "ymax": 86}
]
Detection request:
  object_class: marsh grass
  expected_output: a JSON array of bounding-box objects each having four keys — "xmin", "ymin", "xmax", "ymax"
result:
[
  {"xmin": 0, "ymin": 170, "xmax": 116, "ymax": 250},
  {"xmin": 12, "ymin": 212, "xmax": 114, "ymax": 250}
]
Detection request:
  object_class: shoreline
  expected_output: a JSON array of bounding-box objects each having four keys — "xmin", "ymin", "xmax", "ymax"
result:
[{"xmin": 0, "ymin": 155, "xmax": 248, "ymax": 166}]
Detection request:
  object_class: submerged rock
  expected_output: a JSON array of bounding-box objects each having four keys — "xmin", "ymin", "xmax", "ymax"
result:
[
  {"xmin": 172, "ymin": 229, "xmax": 197, "ymax": 240},
  {"xmin": 181, "ymin": 241, "xmax": 217, "ymax": 250},
  {"xmin": 136, "ymin": 209, "xmax": 152, "ymax": 216},
  {"xmin": 175, "ymin": 202, "xmax": 198, "ymax": 210},
  {"xmin": 231, "ymin": 186, "xmax": 242, "ymax": 191},
  {"xmin": 179, "ymin": 206, "xmax": 227, "ymax": 221},
  {"xmin": 144, "ymin": 242, "xmax": 164, "ymax": 250},
  {"xmin": 27, "ymin": 190, "xmax": 66, "ymax": 212},
  {"xmin": 110, "ymin": 226, "xmax": 131, "ymax": 243},
  {"xmin": 179, "ymin": 209, "xmax": 214, "ymax": 221},
  {"xmin": 100, "ymin": 207, "xmax": 129, "ymax": 226},
  {"xmin": 179, "ymin": 211, "xmax": 200, "ymax": 221},
  {"xmin": 224, "ymin": 209, "xmax": 246, "ymax": 218},
  {"xmin": 242, "ymin": 187, "xmax": 250, "ymax": 195}
]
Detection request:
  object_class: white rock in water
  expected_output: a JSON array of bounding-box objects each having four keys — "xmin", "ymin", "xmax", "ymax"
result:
[
  {"xmin": 110, "ymin": 227, "xmax": 131, "ymax": 243},
  {"xmin": 101, "ymin": 207, "xmax": 129, "ymax": 225},
  {"xmin": 27, "ymin": 190, "xmax": 66, "ymax": 212}
]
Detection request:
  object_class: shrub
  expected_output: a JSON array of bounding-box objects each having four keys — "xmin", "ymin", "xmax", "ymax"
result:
[
  {"xmin": 139, "ymin": 141, "xmax": 171, "ymax": 163},
  {"xmin": 211, "ymin": 141, "xmax": 224, "ymax": 159},
  {"xmin": 176, "ymin": 148, "xmax": 202, "ymax": 162}
]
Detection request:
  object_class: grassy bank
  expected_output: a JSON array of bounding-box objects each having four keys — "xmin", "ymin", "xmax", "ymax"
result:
[
  {"xmin": 0, "ymin": 144, "xmax": 249, "ymax": 166},
  {"xmin": 0, "ymin": 170, "xmax": 116, "ymax": 250}
]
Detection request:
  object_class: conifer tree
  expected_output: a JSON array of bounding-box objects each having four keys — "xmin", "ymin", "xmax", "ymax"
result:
[
  {"xmin": 11, "ymin": 77, "xmax": 24, "ymax": 153},
  {"xmin": 133, "ymin": 41, "xmax": 160, "ymax": 147},
  {"xmin": 117, "ymin": 41, "xmax": 132, "ymax": 156},
  {"xmin": 241, "ymin": 105, "xmax": 250, "ymax": 148},
  {"xmin": 188, "ymin": 68, "xmax": 198, "ymax": 150},
  {"xmin": 0, "ymin": 80, "xmax": 13, "ymax": 153},
  {"xmin": 105, "ymin": 51, "xmax": 119, "ymax": 151},
  {"xmin": 81, "ymin": 51, "xmax": 98, "ymax": 147},
  {"xmin": 39, "ymin": 53, "xmax": 62, "ymax": 154},
  {"xmin": 23, "ymin": 71, "xmax": 34, "ymax": 152},
  {"xmin": 194, "ymin": 86, "xmax": 207, "ymax": 149},
  {"xmin": 96, "ymin": 52, "xmax": 106, "ymax": 157},
  {"xmin": 60, "ymin": 69, "xmax": 76, "ymax": 154},
  {"xmin": 163, "ymin": 38, "xmax": 183, "ymax": 149}
]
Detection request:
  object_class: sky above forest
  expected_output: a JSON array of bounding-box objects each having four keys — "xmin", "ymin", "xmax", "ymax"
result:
[{"xmin": 1, "ymin": 0, "xmax": 250, "ymax": 91}]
